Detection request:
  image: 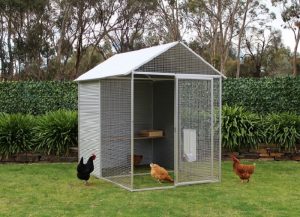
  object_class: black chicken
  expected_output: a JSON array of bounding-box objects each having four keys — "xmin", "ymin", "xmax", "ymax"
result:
[{"xmin": 77, "ymin": 154, "xmax": 96, "ymax": 185}]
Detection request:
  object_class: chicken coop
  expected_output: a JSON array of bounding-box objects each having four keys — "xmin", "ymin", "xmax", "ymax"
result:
[{"xmin": 75, "ymin": 41, "xmax": 225, "ymax": 191}]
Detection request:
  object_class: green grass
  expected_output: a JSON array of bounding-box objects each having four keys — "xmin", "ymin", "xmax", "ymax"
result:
[{"xmin": 0, "ymin": 161, "xmax": 300, "ymax": 217}]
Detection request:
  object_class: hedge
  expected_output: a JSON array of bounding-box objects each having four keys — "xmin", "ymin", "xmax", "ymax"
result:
[
  {"xmin": 0, "ymin": 77, "xmax": 299, "ymax": 115},
  {"xmin": 223, "ymin": 77, "xmax": 300, "ymax": 114},
  {"xmin": 0, "ymin": 81, "xmax": 77, "ymax": 115}
]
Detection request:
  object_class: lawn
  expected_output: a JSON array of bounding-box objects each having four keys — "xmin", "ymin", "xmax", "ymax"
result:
[{"xmin": 0, "ymin": 161, "xmax": 300, "ymax": 217}]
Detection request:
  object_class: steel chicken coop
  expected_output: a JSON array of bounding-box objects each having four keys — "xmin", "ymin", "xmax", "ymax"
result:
[{"xmin": 75, "ymin": 41, "xmax": 225, "ymax": 191}]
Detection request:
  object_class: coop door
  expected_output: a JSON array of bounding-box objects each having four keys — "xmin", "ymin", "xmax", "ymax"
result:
[{"xmin": 175, "ymin": 75, "xmax": 214, "ymax": 185}]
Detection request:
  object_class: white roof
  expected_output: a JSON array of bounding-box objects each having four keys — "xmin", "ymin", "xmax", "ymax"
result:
[{"xmin": 75, "ymin": 42, "xmax": 178, "ymax": 81}]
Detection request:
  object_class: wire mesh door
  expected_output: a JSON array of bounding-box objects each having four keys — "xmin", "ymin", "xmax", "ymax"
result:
[{"xmin": 175, "ymin": 75, "xmax": 215, "ymax": 185}]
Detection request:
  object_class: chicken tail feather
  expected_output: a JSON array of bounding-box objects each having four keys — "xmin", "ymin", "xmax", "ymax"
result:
[{"xmin": 166, "ymin": 176, "xmax": 174, "ymax": 183}]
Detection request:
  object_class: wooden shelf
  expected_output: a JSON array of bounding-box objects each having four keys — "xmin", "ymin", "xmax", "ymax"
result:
[{"xmin": 134, "ymin": 136, "xmax": 164, "ymax": 140}]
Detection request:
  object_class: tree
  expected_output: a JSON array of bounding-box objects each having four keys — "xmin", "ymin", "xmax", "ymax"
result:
[
  {"xmin": 235, "ymin": 0, "xmax": 275, "ymax": 78},
  {"xmin": 273, "ymin": 0, "xmax": 300, "ymax": 76},
  {"xmin": 187, "ymin": 0, "xmax": 241, "ymax": 74},
  {"xmin": 107, "ymin": 0, "xmax": 157, "ymax": 53},
  {"xmin": 243, "ymin": 28, "xmax": 283, "ymax": 77}
]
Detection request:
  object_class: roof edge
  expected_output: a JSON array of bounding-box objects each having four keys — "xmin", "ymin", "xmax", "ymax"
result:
[{"xmin": 74, "ymin": 41, "xmax": 179, "ymax": 82}]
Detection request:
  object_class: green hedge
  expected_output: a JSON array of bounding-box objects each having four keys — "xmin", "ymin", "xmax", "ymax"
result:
[
  {"xmin": 0, "ymin": 81, "xmax": 77, "ymax": 115},
  {"xmin": 0, "ymin": 77, "xmax": 300, "ymax": 115},
  {"xmin": 223, "ymin": 77, "xmax": 300, "ymax": 114}
]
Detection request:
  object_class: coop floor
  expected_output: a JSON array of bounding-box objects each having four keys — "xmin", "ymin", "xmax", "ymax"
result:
[
  {"xmin": 103, "ymin": 165, "xmax": 174, "ymax": 190},
  {"xmin": 103, "ymin": 162, "xmax": 220, "ymax": 190},
  {"xmin": 134, "ymin": 165, "xmax": 174, "ymax": 189}
]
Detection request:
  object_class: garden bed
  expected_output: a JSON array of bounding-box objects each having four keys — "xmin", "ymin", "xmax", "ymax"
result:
[{"xmin": 0, "ymin": 153, "xmax": 78, "ymax": 163}]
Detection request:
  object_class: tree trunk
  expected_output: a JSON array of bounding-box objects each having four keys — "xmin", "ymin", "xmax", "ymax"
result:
[
  {"xmin": 293, "ymin": 28, "xmax": 299, "ymax": 76},
  {"xmin": 56, "ymin": 4, "xmax": 71, "ymax": 79},
  {"xmin": 236, "ymin": 0, "xmax": 250, "ymax": 78},
  {"xmin": 74, "ymin": 2, "xmax": 85, "ymax": 79},
  {"xmin": 236, "ymin": 43, "xmax": 241, "ymax": 78},
  {"xmin": 7, "ymin": 16, "xmax": 13, "ymax": 80}
]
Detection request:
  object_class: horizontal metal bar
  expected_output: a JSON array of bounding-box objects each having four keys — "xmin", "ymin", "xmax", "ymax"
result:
[
  {"xmin": 133, "ymin": 71, "xmax": 175, "ymax": 76},
  {"xmin": 176, "ymin": 74, "xmax": 215, "ymax": 80},
  {"xmin": 132, "ymin": 186, "xmax": 175, "ymax": 192},
  {"xmin": 134, "ymin": 71, "xmax": 222, "ymax": 79},
  {"xmin": 175, "ymin": 179, "xmax": 219, "ymax": 186},
  {"xmin": 100, "ymin": 177, "xmax": 133, "ymax": 191},
  {"xmin": 103, "ymin": 174, "xmax": 130, "ymax": 179},
  {"xmin": 135, "ymin": 78, "xmax": 174, "ymax": 81},
  {"xmin": 134, "ymin": 170, "xmax": 174, "ymax": 176}
]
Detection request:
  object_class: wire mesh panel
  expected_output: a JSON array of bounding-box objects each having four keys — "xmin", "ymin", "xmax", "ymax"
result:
[
  {"xmin": 100, "ymin": 78, "xmax": 132, "ymax": 189},
  {"xmin": 78, "ymin": 81, "xmax": 101, "ymax": 177},
  {"xmin": 176, "ymin": 77, "xmax": 215, "ymax": 184},
  {"xmin": 136, "ymin": 43, "xmax": 219, "ymax": 76}
]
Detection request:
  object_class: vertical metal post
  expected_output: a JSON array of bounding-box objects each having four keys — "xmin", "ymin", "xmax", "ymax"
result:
[
  {"xmin": 210, "ymin": 79, "xmax": 214, "ymax": 179},
  {"xmin": 131, "ymin": 72, "xmax": 134, "ymax": 190},
  {"xmin": 219, "ymin": 77, "xmax": 222, "ymax": 181},
  {"xmin": 78, "ymin": 83, "xmax": 81, "ymax": 162},
  {"xmin": 99, "ymin": 80, "xmax": 102, "ymax": 177},
  {"xmin": 174, "ymin": 76, "xmax": 178, "ymax": 185}
]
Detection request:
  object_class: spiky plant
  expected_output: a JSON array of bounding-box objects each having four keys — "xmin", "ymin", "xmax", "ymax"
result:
[{"xmin": 35, "ymin": 110, "xmax": 78, "ymax": 156}]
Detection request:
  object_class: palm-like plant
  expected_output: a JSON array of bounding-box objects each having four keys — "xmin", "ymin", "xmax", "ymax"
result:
[
  {"xmin": 35, "ymin": 110, "xmax": 78, "ymax": 155},
  {"xmin": 0, "ymin": 113, "xmax": 35, "ymax": 157},
  {"xmin": 222, "ymin": 105, "xmax": 264, "ymax": 152}
]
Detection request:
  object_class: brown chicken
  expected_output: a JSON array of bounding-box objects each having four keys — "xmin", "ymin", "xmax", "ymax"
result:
[
  {"xmin": 231, "ymin": 155, "xmax": 255, "ymax": 183},
  {"xmin": 150, "ymin": 163, "xmax": 174, "ymax": 183}
]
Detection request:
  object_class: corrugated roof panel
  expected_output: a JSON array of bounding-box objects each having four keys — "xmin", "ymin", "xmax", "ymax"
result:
[{"xmin": 75, "ymin": 42, "xmax": 178, "ymax": 81}]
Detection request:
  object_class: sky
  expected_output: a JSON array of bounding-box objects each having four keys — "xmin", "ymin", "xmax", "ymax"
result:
[{"xmin": 268, "ymin": 1, "xmax": 300, "ymax": 52}]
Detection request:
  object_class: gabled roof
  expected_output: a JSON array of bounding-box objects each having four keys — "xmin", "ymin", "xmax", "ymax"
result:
[
  {"xmin": 75, "ymin": 42, "xmax": 178, "ymax": 81},
  {"xmin": 75, "ymin": 41, "xmax": 225, "ymax": 81}
]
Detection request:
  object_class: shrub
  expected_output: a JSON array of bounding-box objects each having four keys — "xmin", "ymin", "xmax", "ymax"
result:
[
  {"xmin": 222, "ymin": 105, "xmax": 264, "ymax": 152},
  {"xmin": 263, "ymin": 113, "xmax": 300, "ymax": 151},
  {"xmin": 0, "ymin": 113, "xmax": 36, "ymax": 157},
  {"xmin": 223, "ymin": 77, "xmax": 300, "ymax": 114},
  {"xmin": 34, "ymin": 110, "xmax": 78, "ymax": 155}
]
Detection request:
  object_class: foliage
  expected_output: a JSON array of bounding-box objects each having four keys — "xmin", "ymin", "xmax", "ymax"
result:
[
  {"xmin": 0, "ymin": 113, "xmax": 36, "ymax": 157},
  {"xmin": 263, "ymin": 112, "xmax": 300, "ymax": 151},
  {"xmin": 223, "ymin": 77, "xmax": 300, "ymax": 114},
  {"xmin": 34, "ymin": 110, "xmax": 78, "ymax": 156},
  {"xmin": 0, "ymin": 81, "xmax": 77, "ymax": 115},
  {"xmin": 222, "ymin": 105, "xmax": 263, "ymax": 152}
]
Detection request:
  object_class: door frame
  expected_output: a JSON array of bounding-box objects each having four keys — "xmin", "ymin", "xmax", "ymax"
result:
[{"xmin": 174, "ymin": 74, "xmax": 215, "ymax": 186}]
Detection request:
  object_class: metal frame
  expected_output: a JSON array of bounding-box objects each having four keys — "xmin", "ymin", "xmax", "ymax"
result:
[
  {"xmin": 174, "ymin": 77, "xmax": 179, "ymax": 185},
  {"xmin": 211, "ymin": 79, "xmax": 214, "ymax": 178},
  {"xmin": 78, "ymin": 84, "xmax": 81, "ymax": 163},
  {"xmin": 84, "ymin": 72, "xmax": 222, "ymax": 191},
  {"xmin": 175, "ymin": 74, "xmax": 218, "ymax": 186},
  {"xmin": 219, "ymin": 77, "xmax": 222, "ymax": 181},
  {"xmin": 99, "ymin": 81, "xmax": 102, "ymax": 177},
  {"xmin": 79, "ymin": 76, "xmax": 221, "ymax": 192},
  {"xmin": 134, "ymin": 71, "xmax": 222, "ymax": 79},
  {"xmin": 131, "ymin": 72, "xmax": 135, "ymax": 190}
]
